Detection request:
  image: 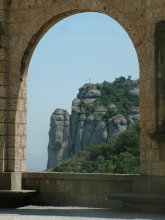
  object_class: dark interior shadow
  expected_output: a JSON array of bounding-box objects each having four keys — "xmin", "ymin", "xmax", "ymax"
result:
[{"xmin": 0, "ymin": 207, "xmax": 165, "ymax": 219}]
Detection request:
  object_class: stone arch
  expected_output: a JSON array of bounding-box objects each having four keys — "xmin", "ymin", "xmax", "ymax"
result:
[
  {"xmin": 12, "ymin": 1, "xmax": 143, "ymax": 79},
  {"xmin": 7, "ymin": 0, "xmax": 144, "ymax": 172}
]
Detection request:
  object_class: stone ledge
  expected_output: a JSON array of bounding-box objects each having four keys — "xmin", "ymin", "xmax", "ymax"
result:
[
  {"xmin": 0, "ymin": 190, "xmax": 37, "ymax": 208},
  {"xmin": 109, "ymin": 193, "xmax": 165, "ymax": 214},
  {"xmin": 22, "ymin": 172, "xmax": 139, "ymax": 181},
  {"xmin": 0, "ymin": 189, "xmax": 36, "ymax": 196},
  {"xmin": 110, "ymin": 193, "xmax": 165, "ymax": 204}
]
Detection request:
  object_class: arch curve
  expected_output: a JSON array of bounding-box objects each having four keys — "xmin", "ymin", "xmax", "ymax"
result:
[
  {"xmin": 8, "ymin": 0, "xmax": 146, "ymax": 173},
  {"xmin": 11, "ymin": 0, "xmax": 142, "ymax": 78}
]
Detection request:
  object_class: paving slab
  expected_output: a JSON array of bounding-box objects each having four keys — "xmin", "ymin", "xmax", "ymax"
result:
[{"xmin": 0, "ymin": 206, "xmax": 165, "ymax": 220}]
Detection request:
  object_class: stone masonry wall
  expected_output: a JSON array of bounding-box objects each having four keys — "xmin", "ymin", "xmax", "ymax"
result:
[
  {"xmin": 0, "ymin": 0, "xmax": 9, "ymax": 172},
  {"xmin": 0, "ymin": 0, "xmax": 165, "ymax": 175},
  {"xmin": 22, "ymin": 172, "xmax": 165, "ymax": 207}
]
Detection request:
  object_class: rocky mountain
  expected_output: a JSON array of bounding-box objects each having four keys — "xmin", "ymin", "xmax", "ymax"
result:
[
  {"xmin": 47, "ymin": 76, "xmax": 139, "ymax": 169},
  {"xmin": 47, "ymin": 109, "xmax": 70, "ymax": 168}
]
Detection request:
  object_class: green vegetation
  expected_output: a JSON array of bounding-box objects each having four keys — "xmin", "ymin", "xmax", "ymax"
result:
[
  {"xmin": 47, "ymin": 121, "xmax": 140, "ymax": 174},
  {"xmin": 79, "ymin": 76, "xmax": 139, "ymax": 121},
  {"xmin": 46, "ymin": 76, "xmax": 140, "ymax": 174},
  {"xmin": 97, "ymin": 76, "xmax": 139, "ymax": 119}
]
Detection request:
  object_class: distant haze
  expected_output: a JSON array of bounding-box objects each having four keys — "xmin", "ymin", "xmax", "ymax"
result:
[{"xmin": 27, "ymin": 12, "xmax": 139, "ymax": 171}]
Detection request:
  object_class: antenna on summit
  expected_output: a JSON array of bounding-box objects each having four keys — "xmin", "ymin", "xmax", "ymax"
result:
[{"xmin": 89, "ymin": 77, "xmax": 91, "ymax": 84}]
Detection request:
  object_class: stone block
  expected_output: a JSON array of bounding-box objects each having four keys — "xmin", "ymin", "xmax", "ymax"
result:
[
  {"xmin": 21, "ymin": 159, "xmax": 26, "ymax": 171},
  {"xmin": 0, "ymin": 35, "xmax": 7, "ymax": 48},
  {"xmin": 146, "ymin": 0, "xmax": 165, "ymax": 9},
  {"xmin": 0, "ymin": 61, "xmax": 7, "ymax": 73},
  {"xmin": 0, "ymin": 147, "xmax": 4, "ymax": 160},
  {"xmin": 9, "ymin": 23, "xmax": 20, "ymax": 35},
  {"xmin": 0, "ymin": 172, "xmax": 21, "ymax": 190},
  {"xmin": 146, "ymin": 149, "xmax": 159, "ymax": 161},
  {"xmin": 36, "ymin": 0, "xmax": 53, "ymax": 7},
  {"xmin": 21, "ymin": 112, "xmax": 27, "ymax": 123},
  {"xmin": 124, "ymin": 0, "xmax": 142, "ymax": 12},
  {"xmin": 8, "ymin": 99, "xmax": 17, "ymax": 111},
  {"xmin": 140, "ymin": 148, "xmax": 147, "ymax": 161},
  {"xmin": 0, "ymin": 1, "xmax": 4, "ymax": 10},
  {"xmin": 15, "ymin": 123, "xmax": 25, "ymax": 136},
  {"xmin": 21, "ymin": 136, "xmax": 26, "ymax": 147},
  {"xmin": 9, "ymin": 11, "xmax": 30, "ymax": 23},
  {"xmin": 0, "ymin": 173, "xmax": 12, "ymax": 189},
  {"xmin": 150, "ymin": 176, "xmax": 165, "ymax": 193},
  {"xmin": 8, "ymin": 36, "xmax": 18, "ymax": 49},
  {"xmin": 8, "ymin": 135, "xmax": 15, "ymax": 147},
  {"xmin": 0, "ymin": 73, "xmax": 5, "ymax": 86},
  {"xmin": 0, "ymin": 22, "xmax": 7, "ymax": 36},
  {"xmin": 0, "ymin": 122, "xmax": 6, "ymax": 135},
  {"xmin": 0, "ymin": 85, "xmax": 7, "ymax": 98},
  {"xmin": 15, "ymin": 111, "xmax": 22, "ymax": 123},
  {"xmin": 159, "ymin": 142, "xmax": 165, "ymax": 161},
  {"xmin": 0, "ymin": 48, "xmax": 7, "ymax": 60},
  {"xmin": 147, "ymin": 9, "xmax": 162, "ymax": 24},
  {"xmin": 11, "ymin": 172, "xmax": 22, "ymax": 190},
  {"xmin": 16, "ymin": 147, "xmax": 24, "ymax": 160},
  {"xmin": 0, "ymin": 110, "xmax": 7, "ymax": 122},
  {"xmin": 147, "ymin": 162, "xmax": 165, "ymax": 176},
  {"xmin": 9, "ymin": 0, "xmax": 20, "ymax": 9},
  {"xmin": 8, "ymin": 135, "xmax": 24, "ymax": 148},
  {"xmin": 8, "ymin": 123, "xmax": 15, "ymax": 136},
  {"xmin": 8, "ymin": 147, "xmax": 15, "ymax": 160},
  {"xmin": 40, "ymin": 179, "xmax": 62, "ymax": 193},
  {"xmin": 20, "ymin": 0, "xmax": 36, "ymax": 9},
  {"xmin": 19, "ymin": 86, "xmax": 27, "ymax": 99},
  {"xmin": 109, "ymin": 181, "xmax": 132, "ymax": 194},
  {"xmin": 17, "ymin": 99, "xmax": 25, "ymax": 111},
  {"xmin": 0, "ymin": 136, "xmax": 5, "ymax": 147},
  {"xmin": 8, "ymin": 110, "xmax": 16, "ymax": 123},
  {"xmin": 8, "ymin": 159, "xmax": 21, "ymax": 172},
  {"xmin": 0, "ymin": 159, "xmax": 3, "ymax": 172},
  {"xmin": 109, "ymin": 0, "xmax": 123, "ymax": 12},
  {"xmin": 0, "ymin": 98, "xmax": 7, "ymax": 110},
  {"xmin": 15, "ymin": 135, "xmax": 22, "ymax": 147},
  {"xmin": 140, "ymin": 161, "xmax": 152, "ymax": 175}
]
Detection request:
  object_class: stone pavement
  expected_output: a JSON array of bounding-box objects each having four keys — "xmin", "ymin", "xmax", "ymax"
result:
[{"xmin": 0, "ymin": 206, "xmax": 165, "ymax": 220}]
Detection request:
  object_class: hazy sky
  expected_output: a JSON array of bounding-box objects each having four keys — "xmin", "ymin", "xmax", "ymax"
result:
[{"xmin": 27, "ymin": 12, "xmax": 139, "ymax": 171}]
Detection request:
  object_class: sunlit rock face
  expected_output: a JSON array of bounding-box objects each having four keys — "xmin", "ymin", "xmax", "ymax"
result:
[
  {"xmin": 70, "ymin": 85, "xmax": 107, "ymax": 155},
  {"xmin": 108, "ymin": 114, "xmax": 127, "ymax": 139},
  {"xmin": 47, "ymin": 109, "xmax": 70, "ymax": 169},
  {"xmin": 47, "ymin": 81, "xmax": 139, "ymax": 169}
]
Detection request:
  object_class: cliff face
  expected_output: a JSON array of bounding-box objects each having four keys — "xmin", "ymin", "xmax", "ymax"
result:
[
  {"xmin": 47, "ymin": 109, "xmax": 70, "ymax": 168},
  {"xmin": 70, "ymin": 86, "xmax": 108, "ymax": 155},
  {"xmin": 47, "ymin": 78, "xmax": 140, "ymax": 169}
]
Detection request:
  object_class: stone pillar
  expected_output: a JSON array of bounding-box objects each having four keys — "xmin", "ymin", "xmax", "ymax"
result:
[
  {"xmin": 7, "ymin": 72, "xmax": 27, "ymax": 172},
  {"xmin": 0, "ymin": 0, "xmax": 26, "ymax": 172},
  {"xmin": 0, "ymin": 1, "xmax": 9, "ymax": 172}
]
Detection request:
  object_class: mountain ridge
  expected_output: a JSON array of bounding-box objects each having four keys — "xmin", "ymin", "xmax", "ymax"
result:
[{"xmin": 47, "ymin": 76, "xmax": 140, "ymax": 169}]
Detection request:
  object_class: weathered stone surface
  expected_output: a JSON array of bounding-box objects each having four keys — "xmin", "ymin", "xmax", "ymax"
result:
[
  {"xmin": 128, "ymin": 107, "xmax": 140, "ymax": 125},
  {"xmin": 47, "ymin": 109, "xmax": 70, "ymax": 169},
  {"xmin": 108, "ymin": 114, "xmax": 127, "ymax": 139},
  {"xmin": 77, "ymin": 84, "xmax": 101, "ymax": 99}
]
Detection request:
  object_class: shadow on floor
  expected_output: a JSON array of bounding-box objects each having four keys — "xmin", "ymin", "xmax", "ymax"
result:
[{"xmin": 0, "ymin": 206, "xmax": 165, "ymax": 219}]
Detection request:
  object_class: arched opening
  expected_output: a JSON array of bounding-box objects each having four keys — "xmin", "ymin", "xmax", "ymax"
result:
[{"xmin": 26, "ymin": 12, "xmax": 139, "ymax": 172}]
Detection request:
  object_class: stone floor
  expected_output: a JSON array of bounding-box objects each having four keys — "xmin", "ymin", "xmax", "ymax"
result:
[{"xmin": 0, "ymin": 206, "xmax": 165, "ymax": 220}]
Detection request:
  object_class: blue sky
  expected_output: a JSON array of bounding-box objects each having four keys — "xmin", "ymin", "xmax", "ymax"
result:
[{"xmin": 27, "ymin": 12, "xmax": 139, "ymax": 171}]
